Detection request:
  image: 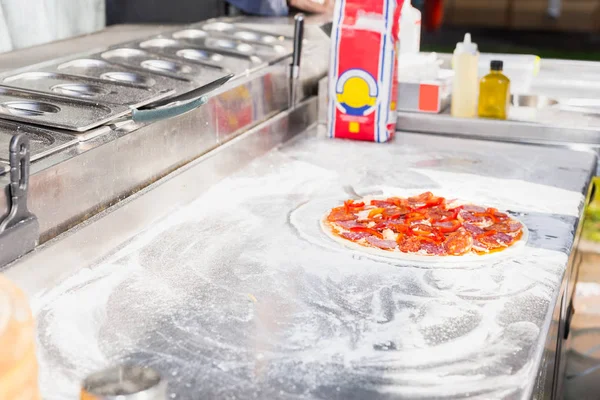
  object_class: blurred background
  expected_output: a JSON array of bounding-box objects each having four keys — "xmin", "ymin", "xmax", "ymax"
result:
[{"xmin": 2, "ymin": 0, "xmax": 600, "ymax": 59}]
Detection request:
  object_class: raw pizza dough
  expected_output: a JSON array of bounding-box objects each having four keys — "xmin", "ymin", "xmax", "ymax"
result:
[{"xmin": 320, "ymin": 193, "xmax": 529, "ymax": 264}]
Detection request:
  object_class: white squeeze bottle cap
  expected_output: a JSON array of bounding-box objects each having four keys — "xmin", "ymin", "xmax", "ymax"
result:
[{"xmin": 455, "ymin": 33, "xmax": 478, "ymax": 55}]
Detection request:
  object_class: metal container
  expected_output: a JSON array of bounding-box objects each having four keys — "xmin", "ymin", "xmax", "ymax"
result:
[
  {"xmin": 1, "ymin": 71, "xmax": 171, "ymax": 107},
  {"xmin": 511, "ymin": 94, "xmax": 559, "ymax": 109},
  {"xmin": 194, "ymin": 20, "xmax": 292, "ymax": 48},
  {"xmin": 0, "ymin": 86, "xmax": 131, "ymax": 132},
  {"xmin": 170, "ymin": 26, "xmax": 290, "ymax": 60},
  {"xmin": 54, "ymin": 57, "xmax": 196, "ymax": 97},
  {"xmin": 80, "ymin": 365, "xmax": 167, "ymax": 400},
  {"xmin": 100, "ymin": 47, "xmax": 226, "ymax": 84},
  {"xmin": 0, "ymin": 119, "xmax": 77, "ymax": 163},
  {"xmin": 136, "ymin": 36, "xmax": 264, "ymax": 74}
]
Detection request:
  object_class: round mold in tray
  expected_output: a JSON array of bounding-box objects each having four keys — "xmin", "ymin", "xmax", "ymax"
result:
[
  {"xmin": 3, "ymin": 71, "xmax": 55, "ymax": 81},
  {"xmin": 176, "ymin": 49, "xmax": 224, "ymax": 63},
  {"xmin": 202, "ymin": 22, "xmax": 235, "ymax": 31},
  {"xmin": 141, "ymin": 59, "xmax": 192, "ymax": 74},
  {"xmin": 139, "ymin": 38, "xmax": 179, "ymax": 48},
  {"xmin": 233, "ymin": 30, "xmax": 278, "ymax": 44},
  {"xmin": 172, "ymin": 29, "xmax": 208, "ymax": 40},
  {"xmin": 102, "ymin": 48, "xmax": 148, "ymax": 59},
  {"xmin": 213, "ymin": 39, "xmax": 254, "ymax": 54},
  {"xmin": 57, "ymin": 58, "xmax": 109, "ymax": 70},
  {"xmin": 0, "ymin": 101, "xmax": 60, "ymax": 117},
  {"xmin": 100, "ymin": 71, "xmax": 156, "ymax": 87},
  {"xmin": 51, "ymin": 83, "xmax": 111, "ymax": 99}
]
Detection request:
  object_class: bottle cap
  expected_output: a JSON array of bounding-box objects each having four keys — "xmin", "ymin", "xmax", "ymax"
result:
[
  {"xmin": 491, "ymin": 60, "xmax": 503, "ymax": 71},
  {"xmin": 455, "ymin": 33, "xmax": 478, "ymax": 54}
]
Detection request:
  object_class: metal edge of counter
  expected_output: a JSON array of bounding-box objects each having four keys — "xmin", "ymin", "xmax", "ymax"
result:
[
  {"xmin": 3, "ymin": 96, "xmax": 318, "ymax": 299},
  {"xmin": 396, "ymin": 112, "xmax": 600, "ymax": 148},
  {"xmin": 530, "ymin": 166, "xmax": 595, "ymax": 399}
]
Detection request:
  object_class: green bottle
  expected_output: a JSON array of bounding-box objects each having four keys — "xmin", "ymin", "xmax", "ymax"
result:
[{"xmin": 478, "ymin": 60, "xmax": 510, "ymax": 120}]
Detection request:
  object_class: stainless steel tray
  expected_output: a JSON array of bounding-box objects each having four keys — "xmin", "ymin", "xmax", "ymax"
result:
[
  {"xmin": 0, "ymin": 119, "xmax": 78, "ymax": 162},
  {"xmin": 0, "ymin": 86, "xmax": 130, "ymax": 132},
  {"xmin": 169, "ymin": 27, "xmax": 291, "ymax": 60},
  {"xmin": 193, "ymin": 20, "xmax": 293, "ymax": 48},
  {"xmin": 1, "ymin": 71, "xmax": 172, "ymax": 107},
  {"xmin": 100, "ymin": 48, "xmax": 227, "ymax": 84},
  {"xmin": 136, "ymin": 37, "xmax": 265, "ymax": 74},
  {"xmin": 55, "ymin": 57, "xmax": 196, "ymax": 97}
]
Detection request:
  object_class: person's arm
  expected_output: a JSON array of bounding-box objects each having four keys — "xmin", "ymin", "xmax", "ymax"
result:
[{"xmin": 288, "ymin": 0, "xmax": 333, "ymax": 14}]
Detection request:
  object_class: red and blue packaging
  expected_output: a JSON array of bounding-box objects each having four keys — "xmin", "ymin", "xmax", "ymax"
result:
[{"xmin": 328, "ymin": 0, "xmax": 403, "ymax": 142}]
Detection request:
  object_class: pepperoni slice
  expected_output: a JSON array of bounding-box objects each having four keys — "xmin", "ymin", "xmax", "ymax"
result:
[
  {"xmin": 397, "ymin": 236, "xmax": 422, "ymax": 253},
  {"xmin": 371, "ymin": 199, "xmax": 395, "ymax": 207},
  {"xmin": 433, "ymin": 220, "xmax": 461, "ymax": 233},
  {"xmin": 486, "ymin": 208, "xmax": 509, "ymax": 222},
  {"xmin": 443, "ymin": 229, "xmax": 473, "ymax": 255},
  {"xmin": 350, "ymin": 226, "xmax": 384, "ymax": 239},
  {"xmin": 366, "ymin": 236, "xmax": 397, "ymax": 250},
  {"xmin": 458, "ymin": 210, "xmax": 483, "ymax": 223},
  {"xmin": 328, "ymin": 207, "xmax": 358, "ymax": 222},
  {"xmin": 463, "ymin": 223, "xmax": 485, "ymax": 236},
  {"xmin": 477, "ymin": 232, "xmax": 513, "ymax": 250},
  {"xmin": 420, "ymin": 242, "xmax": 445, "ymax": 255},
  {"xmin": 411, "ymin": 223, "xmax": 437, "ymax": 236},
  {"xmin": 341, "ymin": 231, "xmax": 370, "ymax": 241},
  {"xmin": 382, "ymin": 205, "xmax": 412, "ymax": 219},
  {"xmin": 336, "ymin": 220, "xmax": 363, "ymax": 230},
  {"xmin": 425, "ymin": 208, "xmax": 452, "ymax": 221},
  {"xmin": 472, "ymin": 240, "xmax": 489, "ymax": 253},
  {"xmin": 462, "ymin": 204, "xmax": 486, "ymax": 213},
  {"xmin": 486, "ymin": 221, "xmax": 522, "ymax": 233}
]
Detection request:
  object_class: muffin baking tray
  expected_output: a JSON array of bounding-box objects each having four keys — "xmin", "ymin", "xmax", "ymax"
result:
[{"xmin": 0, "ymin": 119, "xmax": 77, "ymax": 163}]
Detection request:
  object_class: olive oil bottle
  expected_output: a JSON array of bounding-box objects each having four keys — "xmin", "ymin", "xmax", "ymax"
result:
[{"xmin": 478, "ymin": 60, "xmax": 510, "ymax": 120}]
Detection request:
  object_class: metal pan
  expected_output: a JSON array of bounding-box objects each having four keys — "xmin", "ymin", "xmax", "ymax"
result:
[
  {"xmin": 169, "ymin": 28, "xmax": 290, "ymax": 61},
  {"xmin": 136, "ymin": 37, "xmax": 265, "ymax": 74},
  {"xmin": 0, "ymin": 119, "xmax": 77, "ymax": 163},
  {"xmin": 55, "ymin": 57, "xmax": 196, "ymax": 98},
  {"xmin": 0, "ymin": 86, "xmax": 130, "ymax": 132},
  {"xmin": 193, "ymin": 20, "xmax": 293, "ymax": 47},
  {"xmin": 1, "ymin": 71, "xmax": 172, "ymax": 107},
  {"xmin": 100, "ymin": 48, "xmax": 226, "ymax": 85}
]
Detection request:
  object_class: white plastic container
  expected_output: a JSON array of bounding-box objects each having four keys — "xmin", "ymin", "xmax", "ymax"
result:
[
  {"xmin": 399, "ymin": 0, "xmax": 421, "ymax": 55},
  {"xmin": 451, "ymin": 33, "xmax": 479, "ymax": 118},
  {"xmin": 477, "ymin": 53, "xmax": 540, "ymax": 94}
]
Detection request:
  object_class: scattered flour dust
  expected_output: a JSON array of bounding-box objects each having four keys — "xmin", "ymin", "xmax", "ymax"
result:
[{"xmin": 407, "ymin": 168, "xmax": 584, "ymax": 217}]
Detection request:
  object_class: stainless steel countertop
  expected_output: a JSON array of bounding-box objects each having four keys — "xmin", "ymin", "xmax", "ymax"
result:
[
  {"xmin": 23, "ymin": 115, "xmax": 596, "ymax": 399},
  {"xmin": 398, "ymin": 56, "xmax": 600, "ymax": 149}
]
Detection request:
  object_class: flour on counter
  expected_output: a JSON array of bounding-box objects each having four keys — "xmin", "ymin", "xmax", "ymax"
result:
[{"xmin": 32, "ymin": 131, "xmax": 591, "ymax": 400}]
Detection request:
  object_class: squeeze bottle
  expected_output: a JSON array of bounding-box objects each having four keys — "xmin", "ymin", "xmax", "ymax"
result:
[
  {"xmin": 451, "ymin": 33, "xmax": 479, "ymax": 118},
  {"xmin": 399, "ymin": 0, "xmax": 422, "ymax": 55}
]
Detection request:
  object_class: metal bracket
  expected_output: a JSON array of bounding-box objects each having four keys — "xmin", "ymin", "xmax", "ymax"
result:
[
  {"xmin": 289, "ymin": 13, "xmax": 305, "ymax": 108},
  {"xmin": 0, "ymin": 134, "xmax": 39, "ymax": 268}
]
